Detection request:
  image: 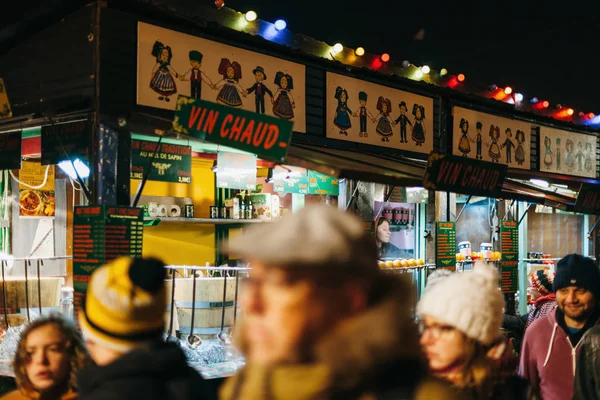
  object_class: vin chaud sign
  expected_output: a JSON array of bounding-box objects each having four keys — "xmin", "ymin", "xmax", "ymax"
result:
[
  {"xmin": 173, "ymin": 96, "xmax": 294, "ymax": 162},
  {"xmin": 423, "ymin": 153, "xmax": 507, "ymax": 197}
]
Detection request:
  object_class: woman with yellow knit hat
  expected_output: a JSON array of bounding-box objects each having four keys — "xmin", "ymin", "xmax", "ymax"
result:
[{"xmin": 76, "ymin": 257, "xmax": 216, "ymax": 400}]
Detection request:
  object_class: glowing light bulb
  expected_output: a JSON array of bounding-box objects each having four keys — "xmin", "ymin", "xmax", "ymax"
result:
[
  {"xmin": 274, "ymin": 19, "xmax": 287, "ymax": 30},
  {"xmin": 567, "ymin": 108, "xmax": 574, "ymax": 116},
  {"xmin": 504, "ymin": 87, "xmax": 512, "ymax": 95},
  {"xmin": 421, "ymin": 65, "xmax": 430, "ymax": 74},
  {"xmin": 245, "ymin": 10, "xmax": 257, "ymax": 21},
  {"xmin": 333, "ymin": 43, "xmax": 343, "ymax": 54},
  {"xmin": 401, "ymin": 60, "xmax": 410, "ymax": 68},
  {"xmin": 414, "ymin": 70, "xmax": 424, "ymax": 79},
  {"xmin": 380, "ymin": 53, "xmax": 390, "ymax": 62},
  {"xmin": 355, "ymin": 47, "xmax": 365, "ymax": 56},
  {"xmin": 440, "ymin": 68, "xmax": 448, "ymax": 76},
  {"xmin": 515, "ymin": 93, "xmax": 523, "ymax": 102},
  {"xmin": 531, "ymin": 97, "xmax": 539, "ymax": 104},
  {"xmin": 457, "ymin": 74, "xmax": 465, "ymax": 82},
  {"xmin": 589, "ymin": 113, "xmax": 596, "ymax": 119},
  {"xmin": 542, "ymin": 101, "xmax": 550, "ymax": 108}
]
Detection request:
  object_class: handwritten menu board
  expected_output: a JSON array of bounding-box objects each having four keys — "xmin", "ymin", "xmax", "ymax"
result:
[
  {"xmin": 130, "ymin": 139, "xmax": 192, "ymax": 184},
  {"xmin": 500, "ymin": 221, "xmax": 519, "ymax": 292},
  {"xmin": 0, "ymin": 130, "xmax": 21, "ymax": 170},
  {"xmin": 436, "ymin": 222, "xmax": 456, "ymax": 270},
  {"xmin": 72, "ymin": 206, "xmax": 144, "ymax": 324}
]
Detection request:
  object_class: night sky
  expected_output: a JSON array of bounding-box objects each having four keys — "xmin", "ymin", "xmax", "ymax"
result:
[{"xmin": 226, "ymin": 1, "xmax": 600, "ymax": 115}]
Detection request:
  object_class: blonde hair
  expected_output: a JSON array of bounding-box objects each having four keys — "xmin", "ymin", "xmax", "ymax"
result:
[{"xmin": 13, "ymin": 315, "xmax": 91, "ymax": 396}]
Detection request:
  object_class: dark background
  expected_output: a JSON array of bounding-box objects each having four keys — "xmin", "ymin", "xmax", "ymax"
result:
[{"xmin": 2, "ymin": 1, "xmax": 598, "ymax": 114}]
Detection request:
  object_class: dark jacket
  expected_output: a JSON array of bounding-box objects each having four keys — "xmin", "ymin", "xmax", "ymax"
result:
[
  {"xmin": 78, "ymin": 342, "xmax": 217, "ymax": 400},
  {"xmin": 574, "ymin": 324, "xmax": 600, "ymax": 400}
]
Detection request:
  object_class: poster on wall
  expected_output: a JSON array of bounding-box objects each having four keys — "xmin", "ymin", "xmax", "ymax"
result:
[
  {"xmin": 538, "ymin": 126, "xmax": 596, "ymax": 178},
  {"xmin": 137, "ymin": 21, "xmax": 306, "ymax": 132},
  {"xmin": 18, "ymin": 161, "xmax": 56, "ymax": 218},
  {"xmin": 452, "ymin": 107, "xmax": 531, "ymax": 170},
  {"xmin": 325, "ymin": 72, "xmax": 434, "ymax": 154}
]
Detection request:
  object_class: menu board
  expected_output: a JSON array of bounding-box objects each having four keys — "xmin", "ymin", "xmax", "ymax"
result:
[
  {"xmin": 308, "ymin": 170, "xmax": 339, "ymax": 196},
  {"xmin": 130, "ymin": 139, "xmax": 192, "ymax": 184},
  {"xmin": 436, "ymin": 222, "xmax": 456, "ymax": 270},
  {"xmin": 72, "ymin": 206, "xmax": 144, "ymax": 324},
  {"xmin": 500, "ymin": 221, "xmax": 519, "ymax": 292},
  {"xmin": 273, "ymin": 165, "xmax": 309, "ymax": 194},
  {"xmin": 216, "ymin": 151, "xmax": 257, "ymax": 190},
  {"xmin": 0, "ymin": 130, "xmax": 21, "ymax": 170},
  {"xmin": 41, "ymin": 120, "xmax": 89, "ymax": 165}
]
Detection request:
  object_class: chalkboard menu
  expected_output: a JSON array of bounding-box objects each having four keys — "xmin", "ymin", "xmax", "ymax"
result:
[
  {"xmin": 130, "ymin": 139, "xmax": 192, "ymax": 184},
  {"xmin": 436, "ymin": 222, "xmax": 456, "ymax": 270},
  {"xmin": 41, "ymin": 120, "xmax": 89, "ymax": 165},
  {"xmin": 0, "ymin": 130, "xmax": 21, "ymax": 170},
  {"xmin": 500, "ymin": 221, "xmax": 519, "ymax": 292},
  {"xmin": 72, "ymin": 206, "xmax": 144, "ymax": 323}
]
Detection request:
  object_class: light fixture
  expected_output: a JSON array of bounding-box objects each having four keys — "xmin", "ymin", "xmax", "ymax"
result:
[
  {"xmin": 414, "ymin": 69, "xmax": 424, "ymax": 79},
  {"xmin": 589, "ymin": 113, "xmax": 596, "ymax": 119},
  {"xmin": 514, "ymin": 93, "xmax": 523, "ymax": 102},
  {"xmin": 58, "ymin": 158, "xmax": 90, "ymax": 180},
  {"xmin": 380, "ymin": 53, "xmax": 390, "ymax": 62},
  {"xmin": 530, "ymin": 97, "xmax": 539, "ymax": 104},
  {"xmin": 440, "ymin": 68, "xmax": 448, "ymax": 76},
  {"xmin": 274, "ymin": 19, "xmax": 287, "ymax": 30},
  {"xmin": 421, "ymin": 65, "xmax": 430, "ymax": 74},
  {"xmin": 266, "ymin": 168, "xmax": 274, "ymax": 183},
  {"xmin": 332, "ymin": 43, "xmax": 343, "ymax": 54},
  {"xmin": 457, "ymin": 73, "xmax": 465, "ymax": 82},
  {"xmin": 245, "ymin": 10, "xmax": 257, "ymax": 22},
  {"xmin": 542, "ymin": 100, "xmax": 550, "ymax": 108},
  {"xmin": 488, "ymin": 84, "xmax": 498, "ymax": 91},
  {"xmin": 355, "ymin": 47, "xmax": 365, "ymax": 56},
  {"xmin": 504, "ymin": 86, "xmax": 513, "ymax": 95},
  {"xmin": 401, "ymin": 60, "xmax": 410, "ymax": 68},
  {"xmin": 211, "ymin": 160, "xmax": 218, "ymax": 173},
  {"xmin": 529, "ymin": 178, "xmax": 549, "ymax": 188},
  {"xmin": 567, "ymin": 108, "xmax": 574, "ymax": 116}
]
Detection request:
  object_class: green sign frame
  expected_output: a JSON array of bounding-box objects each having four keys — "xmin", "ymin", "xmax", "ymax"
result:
[
  {"xmin": 436, "ymin": 221, "xmax": 456, "ymax": 270},
  {"xmin": 131, "ymin": 139, "xmax": 192, "ymax": 184}
]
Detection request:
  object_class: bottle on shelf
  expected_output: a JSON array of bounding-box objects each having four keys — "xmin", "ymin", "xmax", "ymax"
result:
[
  {"xmin": 237, "ymin": 192, "xmax": 245, "ymax": 219},
  {"xmin": 246, "ymin": 197, "xmax": 253, "ymax": 220}
]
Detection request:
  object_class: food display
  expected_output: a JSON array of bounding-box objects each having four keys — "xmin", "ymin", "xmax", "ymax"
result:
[
  {"xmin": 19, "ymin": 189, "xmax": 55, "ymax": 217},
  {"xmin": 456, "ymin": 251, "xmax": 501, "ymax": 262},
  {"xmin": 378, "ymin": 258, "xmax": 425, "ymax": 269}
]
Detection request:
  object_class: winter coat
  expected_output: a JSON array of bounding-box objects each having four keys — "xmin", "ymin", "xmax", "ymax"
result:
[
  {"xmin": 502, "ymin": 295, "xmax": 556, "ymax": 355},
  {"xmin": 574, "ymin": 324, "xmax": 600, "ymax": 400},
  {"xmin": 519, "ymin": 307, "xmax": 600, "ymax": 400},
  {"xmin": 77, "ymin": 342, "xmax": 216, "ymax": 400},
  {"xmin": 219, "ymin": 276, "xmax": 464, "ymax": 400}
]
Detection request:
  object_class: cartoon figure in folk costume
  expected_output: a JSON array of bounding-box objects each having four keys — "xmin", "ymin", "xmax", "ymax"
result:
[
  {"xmin": 179, "ymin": 50, "xmax": 213, "ymax": 100},
  {"xmin": 585, "ymin": 142, "xmax": 593, "ymax": 172},
  {"xmin": 515, "ymin": 130, "xmax": 526, "ymax": 166},
  {"xmin": 457, "ymin": 118, "xmax": 471, "ymax": 157},
  {"xmin": 470, "ymin": 122, "xmax": 487, "ymax": 160},
  {"xmin": 373, "ymin": 97, "xmax": 393, "ymax": 142},
  {"xmin": 245, "ymin": 66, "xmax": 273, "ymax": 114},
  {"xmin": 501, "ymin": 128, "xmax": 516, "ymax": 164},
  {"xmin": 354, "ymin": 91, "xmax": 375, "ymax": 138},
  {"xmin": 488, "ymin": 125, "xmax": 502, "ymax": 163},
  {"xmin": 575, "ymin": 141, "xmax": 585, "ymax": 172},
  {"xmin": 565, "ymin": 139, "xmax": 575, "ymax": 170},
  {"xmin": 272, "ymin": 72, "xmax": 295, "ymax": 120},
  {"xmin": 411, "ymin": 104, "xmax": 426, "ymax": 146},
  {"xmin": 213, "ymin": 58, "xmax": 246, "ymax": 108},
  {"xmin": 333, "ymin": 86, "xmax": 353, "ymax": 136},
  {"xmin": 393, "ymin": 101, "xmax": 412, "ymax": 143},
  {"xmin": 542, "ymin": 136, "xmax": 552, "ymax": 169},
  {"xmin": 556, "ymin": 138, "xmax": 562, "ymax": 170},
  {"xmin": 149, "ymin": 40, "xmax": 180, "ymax": 102}
]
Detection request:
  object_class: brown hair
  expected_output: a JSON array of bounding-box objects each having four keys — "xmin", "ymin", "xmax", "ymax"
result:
[
  {"xmin": 13, "ymin": 315, "xmax": 91, "ymax": 395},
  {"xmin": 452, "ymin": 333, "xmax": 499, "ymax": 398}
]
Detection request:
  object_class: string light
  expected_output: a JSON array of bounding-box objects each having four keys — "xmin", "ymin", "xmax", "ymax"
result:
[
  {"xmin": 567, "ymin": 108, "xmax": 574, "ymax": 116},
  {"xmin": 274, "ymin": 19, "xmax": 287, "ymax": 30},
  {"xmin": 542, "ymin": 101, "xmax": 550, "ymax": 108},
  {"xmin": 457, "ymin": 74, "xmax": 465, "ymax": 82},
  {"xmin": 504, "ymin": 87, "xmax": 513, "ymax": 95},
  {"xmin": 355, "ymin": 47, "xmax": 365, "ymax": 56},
  {"xmin": 530, "ymin": 97, "xmax": 538, "ymax": 104},
  {"xmin": 589, "ymin": 113, "xmax": 596, "ymax": 119},
  {"xmin": 440, "ymin": 68, "xmax": 448, "ymax": 76},
  {"xmin": 514, "ymin": 93, "xmax": 523, "ymax": 102},
  {"xmin": 380, "ymin": 53, "xmax": 390, "ymax": 62},
  {"xmin": 245, "ymin": 10, "xmax": 257, "ymax": 21},
  {"xmin": 401, "ymin": 60, "xmax": 410, "ymax": 68},
  {"xmin": 421, "ymin": 65, "xmax": 430, "ymax": 74},
  {"xmin": 333, "ymin": 43, "xmax": 343, "ymax": 54},
  {"xmin": 488, "ymin": 84, "xmax": 498, "ymax": 91}
]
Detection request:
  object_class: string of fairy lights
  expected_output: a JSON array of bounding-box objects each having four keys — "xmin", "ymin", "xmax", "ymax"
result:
[{"xmin": 212, "ymin": 2, "xmax": 599, "ymax": 128}]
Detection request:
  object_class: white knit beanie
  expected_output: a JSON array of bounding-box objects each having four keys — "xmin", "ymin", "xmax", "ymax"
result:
[{"xmin": 417, "ymin": 262, "xmax": 505, "ymax": 345}]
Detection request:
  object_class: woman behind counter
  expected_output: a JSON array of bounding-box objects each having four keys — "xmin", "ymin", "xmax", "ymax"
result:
[
  {"xmin": 1, "ymin": 315, "xmax": 91, "ymax": 400},
  {"xmin": 374, "ymin": 216, "xmax": 413, "ymax": 260}
]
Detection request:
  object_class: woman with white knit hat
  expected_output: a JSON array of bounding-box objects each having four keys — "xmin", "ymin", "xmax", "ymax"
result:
[{"xmin": 417, "ymin": 263, "xmax": 540, "ymax": 399}]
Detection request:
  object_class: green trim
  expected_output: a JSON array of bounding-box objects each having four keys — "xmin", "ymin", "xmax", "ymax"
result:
[{"xmin": 131, "ymin": 133, "xmax": 254, "ymax": 155}]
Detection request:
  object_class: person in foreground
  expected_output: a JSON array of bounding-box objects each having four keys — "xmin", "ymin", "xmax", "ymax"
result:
[
  {"xmin": 1, "ymin": 315, "xmax": 90, "ymax": 400},
  {"xmin": 520, "ymin": 254, "xmax": 600, "ymax": 400},
  {"xmin": 418, "ymin": 262, "xmax": 539, "ymax": 399},
  {"xmin": 220, "ymin": 204, "xmax": 463, "ymax": 400},
  {"xmin": 77, "ymin": 256, "xmax": 216, "ymax": 400}
]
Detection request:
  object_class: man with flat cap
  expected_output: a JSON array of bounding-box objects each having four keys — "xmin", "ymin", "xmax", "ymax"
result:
[
  {"xmin": 219, "ymin": 204, "xmax": 462, "ymax": 400},
  {"xmin": 181, "ymin": 50, "xmax": 212, "ymax": 99},
  {"xmin": 245, "ymin": 66, "xmax": 273, "ymax": 114}
]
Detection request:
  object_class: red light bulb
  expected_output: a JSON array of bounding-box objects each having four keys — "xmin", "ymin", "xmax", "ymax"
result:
[
  {"xmin": 542, "ymin": 101, "xmax": 549, "ymax": 108},
  {"xmin": 380, "ymin": 53, "xmax": 390, "ymax": 62},
  {"xmin": 457, "ymin": 74, "xmax": 465, "ymax": 82}
]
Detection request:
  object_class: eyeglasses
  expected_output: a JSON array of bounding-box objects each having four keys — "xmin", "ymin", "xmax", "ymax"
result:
[{"xmin": 418, "ymin": 321, "xmax": 457, "ymax": 340}]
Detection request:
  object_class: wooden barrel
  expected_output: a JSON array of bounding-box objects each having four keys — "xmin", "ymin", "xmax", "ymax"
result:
[{"xmin": 164, "ymin": 276, "xmax": 238, "ymax": 337}]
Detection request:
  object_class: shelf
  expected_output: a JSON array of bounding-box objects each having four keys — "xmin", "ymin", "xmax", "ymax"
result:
[{"xmin": 144, "ymin": 217, "xmax": 267, "ymax": 226}]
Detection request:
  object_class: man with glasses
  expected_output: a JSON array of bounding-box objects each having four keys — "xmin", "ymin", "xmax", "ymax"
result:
[{"xmin": 219, "ymin": 204, "xmax": 461, "ymax": 400}]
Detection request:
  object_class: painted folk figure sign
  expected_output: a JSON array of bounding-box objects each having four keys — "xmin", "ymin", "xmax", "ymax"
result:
[
  {"xmin": 173, "ymin": 96, "xmax": 293, "ymax": 162},
  {"xmin": 538, "ymin": 126, "xmax": 596, "ymax": 178},
  {"xmin": 137, "ymin": 22, "xmax": 306, "ymax": 132},
  {"xmin": 452, "ymin": 107, "xmax": 531, "ymax": 170},
  {"xmin": 326, "ymin": 72, "xmax": 434, "ymax": 154}
]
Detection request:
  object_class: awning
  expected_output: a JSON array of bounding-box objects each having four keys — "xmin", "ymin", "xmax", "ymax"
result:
[{"xmin": 285, "ymin": 143, "xmax": 426, "ymax": 187}]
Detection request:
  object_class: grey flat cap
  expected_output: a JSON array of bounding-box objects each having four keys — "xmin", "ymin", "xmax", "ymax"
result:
[{"xmin": 224, "ymin": 204, "xmax": 379, "ymax": 271}]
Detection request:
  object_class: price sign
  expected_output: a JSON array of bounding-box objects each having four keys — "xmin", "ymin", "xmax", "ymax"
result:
[
  {"xmin": 500, "ymin": 221, "xmax": 519, "ymax": 293},
  {"xmin": 436, "ymin": 222, "xmax": 456, "ymax": 270},
  {"xmin": 131, "ymin": 139, "xmax": 192, "ymax": 184}
]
